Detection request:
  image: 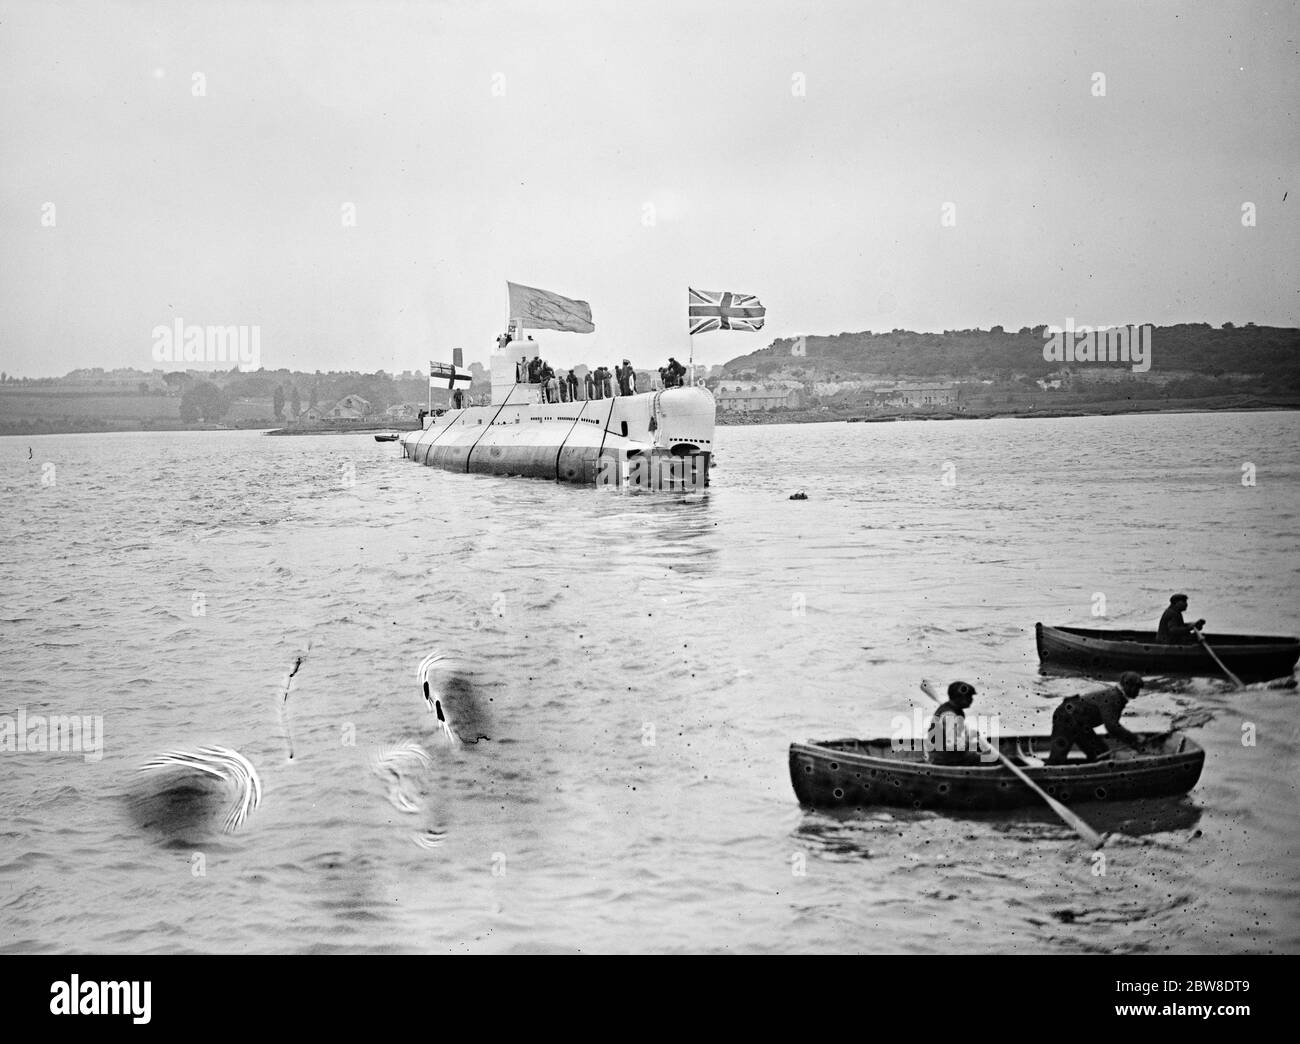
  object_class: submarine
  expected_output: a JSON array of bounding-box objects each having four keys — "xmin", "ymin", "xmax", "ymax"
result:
[{"xmin": 400, "ymin": 342, "xmax": 714, "ymax": 491}]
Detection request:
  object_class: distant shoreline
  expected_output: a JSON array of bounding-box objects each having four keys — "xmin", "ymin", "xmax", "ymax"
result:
[
  {"xmin": 716, "ymin": 394, "xmax": 1300, "ymax": 426},
  {"xmin": 0, "ymin": 421, "xmax": 409, "ymax": 438},
  {"xmin": 263, "ymin": 423, "xmax": 406, "ymax": 437},
  {"xmin": 3, "ymin": 395, "xmax": 1296, "ymax": 437}
]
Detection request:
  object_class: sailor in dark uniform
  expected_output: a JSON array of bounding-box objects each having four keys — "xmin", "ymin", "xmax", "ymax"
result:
[
  {"xmin": 1157, "ymin": 593, "xmax": 1205, "ymax": 643},
  {"xmin": 1046, "ymin": 672, "xmax": 1145, "ymax": 764}
]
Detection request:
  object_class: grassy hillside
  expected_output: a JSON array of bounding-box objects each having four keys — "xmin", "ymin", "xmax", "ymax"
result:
[{"xmin": 724, "ymin": 324, "xmax": 1300, "ymax": 388}]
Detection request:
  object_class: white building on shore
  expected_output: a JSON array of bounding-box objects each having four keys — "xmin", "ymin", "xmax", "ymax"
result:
[
  {"xmin": 878, "ymin": 382, "xmax": 959, "ymax": 407},
  {"xmin": 713, "ymin": 380, "xmax": 804, "ymax": 412}
]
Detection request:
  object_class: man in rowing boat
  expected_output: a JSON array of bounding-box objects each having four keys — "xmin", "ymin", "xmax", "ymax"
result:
[
  {"xmin": 1157, "ymin": 593, "xmax": 1205, "ymax": 644},
  {"xmin": 924, "ymin": 682, "xmax": 983, "ymax": 765},
  {"xmin": 1045, "ymin": 672, "xmax": 1146, "ymax": 764}
]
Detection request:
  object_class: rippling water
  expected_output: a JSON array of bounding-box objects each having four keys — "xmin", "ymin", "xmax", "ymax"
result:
[{"xmin": 1, "ymin": 412, "xmax": 1297, "ymax": 954}]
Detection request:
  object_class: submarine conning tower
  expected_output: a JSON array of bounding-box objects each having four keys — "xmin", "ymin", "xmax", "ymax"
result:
[{"xmin": 400, "ymin": 339, "xmax": 715, "ymax": 490}]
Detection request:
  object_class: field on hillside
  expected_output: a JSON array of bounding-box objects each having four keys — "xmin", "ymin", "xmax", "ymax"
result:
[
  {"xmin": 0, "ymin": 391, "xmax": 288, "ymax": 434},
  {"xmin": 0, "ymin": 392, "xmax": 178, "ymax": 420}
]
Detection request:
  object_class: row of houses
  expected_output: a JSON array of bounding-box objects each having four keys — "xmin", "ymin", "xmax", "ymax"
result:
[
  {"xmin": 713, "ymin": 380, "xmax": 960, "ymax": 412},
  {"xmin": 298, "ymin": 395, "xmax": 419, "ymax": 424},
  {"xmin": 712, "ymin": 380, "xmax": 804, "ymax": 412}
]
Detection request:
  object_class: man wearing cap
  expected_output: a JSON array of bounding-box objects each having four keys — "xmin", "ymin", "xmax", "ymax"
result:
[
  {"xmin": 924, "ymin": 681, "xmax": 983, "ymax": 765},
  {"xmin": 667, "ymin": 356, "xmax": 686, "ymax": 388},
  {"xmin": 617, "ymin": 360, "xmax": 636, "ymax": 396},
  {"xmin": 1157, "ymin": 594, "xmax": 1205, "ymax": 644},
  {"xmin": 1045, "ymin": 672, "xmax": 1146, "ymax": 764}
]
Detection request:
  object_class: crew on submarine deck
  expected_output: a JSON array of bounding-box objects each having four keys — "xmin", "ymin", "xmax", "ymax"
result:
[{"xmin": 500, "ymin": 333, "xmax": 656, "ymax": 404}]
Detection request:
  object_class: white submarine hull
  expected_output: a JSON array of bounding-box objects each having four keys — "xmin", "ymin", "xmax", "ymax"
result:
[{"xmin": 400, "ymin": 363, "xmax": 714, "ymax": 490}]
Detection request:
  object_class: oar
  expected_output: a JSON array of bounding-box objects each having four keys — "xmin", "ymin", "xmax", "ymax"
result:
[
  {"xmin": 1194, "ymin": 629, "xmax": 1244, "ymax": 689},
  {"xmin": 920, "ymin": 680, "xmax": 1105, "ymax": 849}
]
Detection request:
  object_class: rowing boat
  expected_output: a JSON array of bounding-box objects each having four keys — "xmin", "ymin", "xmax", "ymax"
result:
[
  {"xmin": 1036, "ymin": 623, "xmax": 1299, "ymax": 681},
  {"xmin": 788, "ymin": 732, "xmax": 1203, "ymax": 811}
]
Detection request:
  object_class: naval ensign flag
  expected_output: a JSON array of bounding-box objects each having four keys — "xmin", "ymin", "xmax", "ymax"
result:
[{"xmin": 430, "ymin": 360, "xmax": 473, "ymax": 390}]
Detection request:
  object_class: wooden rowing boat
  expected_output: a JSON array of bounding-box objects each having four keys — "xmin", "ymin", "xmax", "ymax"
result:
[
  {"xmin": 788, "ymin": 732, "xmax": 1204, "ymax": 811},
  {"xmin": 1036, "ymin": 623, "xmax": 1299, "ymax": 681}
]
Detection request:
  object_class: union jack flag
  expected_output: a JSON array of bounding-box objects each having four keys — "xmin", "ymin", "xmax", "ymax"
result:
[
  {"xmin": 430, "ymin": 360, "xmax": 472, "ymax": 389},
  {"xmin": 688, "ymin": 288, "xmax": 766, "ymax": 335}
]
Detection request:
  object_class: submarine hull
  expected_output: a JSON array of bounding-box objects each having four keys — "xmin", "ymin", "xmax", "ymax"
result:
[{"xmin": 400, "ymin": 386, "xmax": 714, "ymax": 491}]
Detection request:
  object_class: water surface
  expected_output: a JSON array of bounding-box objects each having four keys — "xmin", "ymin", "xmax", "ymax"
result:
[{"xmin": 1, "ymin": 412, "xmax": 1296, "ymax": 953}]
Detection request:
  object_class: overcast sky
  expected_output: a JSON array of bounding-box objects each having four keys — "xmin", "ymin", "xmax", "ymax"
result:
[{"xmin": 1, "ymin": 0, "xmax": 1296, "ymax": 377}]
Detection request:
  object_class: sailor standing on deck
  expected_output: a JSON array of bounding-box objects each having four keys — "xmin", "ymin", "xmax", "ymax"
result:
[
  {"xmin": 585, "ymin": 370, "xmax": 596, "ymax": 400},
  {"xmin": 617, "ymin": 360, "xmax": 636, "ymax": 396},
  {"xmin": 667, "ymin": 357, "xmax": 686, "ymax": 388},
  {"xmin": 567, "ymin": 370, "xmax": 580, "ymax": 401}
]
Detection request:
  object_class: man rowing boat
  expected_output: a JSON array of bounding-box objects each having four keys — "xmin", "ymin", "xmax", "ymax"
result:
[
  {"xmin": 1157, "ymin": 593, "xmax": 1206, "ymax": 643},
  {"xmin": 1045, "ymin": 672, "xmax": 1145, "ymax": 764},
  {"xmin": 923, "ymin": 681, "xmax": 983, "ymax": 765}
]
